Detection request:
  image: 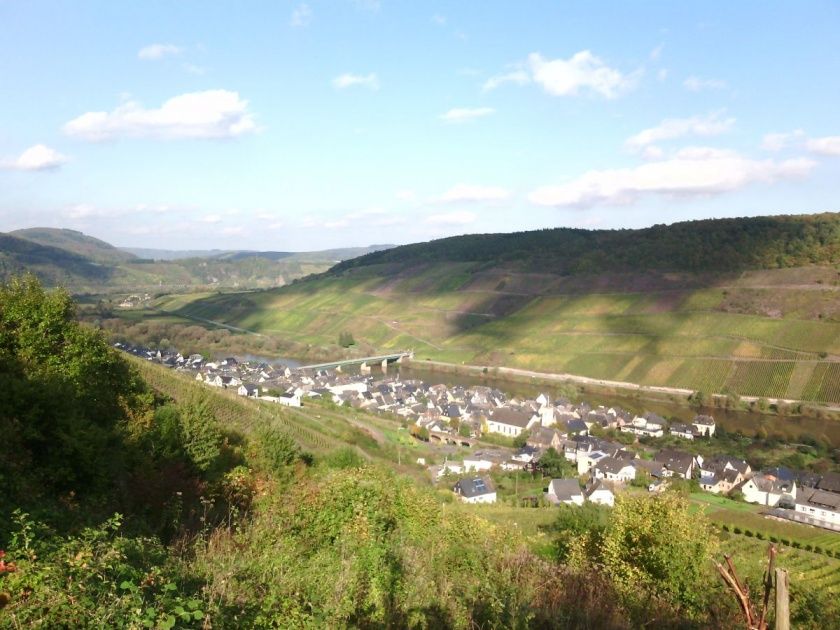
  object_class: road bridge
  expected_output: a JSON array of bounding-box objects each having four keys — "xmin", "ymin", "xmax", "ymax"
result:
[{"xmin": 296, "ymin": 351, "xmax": 413, "ymax": 372}]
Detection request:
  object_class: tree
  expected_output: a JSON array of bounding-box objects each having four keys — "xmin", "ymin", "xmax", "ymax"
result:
[
  {"xmin": 178, "ymin": 396, "xmax": 222, "ymax": 472},
  {"xmin": 512, "ymin": 429, "xmax": 530, "ymax": 449},
  {"xmin": 570, "ymin": 493, "xmax": 717, "ymax": 616},
  {"xmin": 0, "ymin": 275, "xmax": 140, "ymax": 500},
  {"xmin": 338, "ymin": 331, "xmax": 355, "ymax": 347},
  {"xmin": 537, "ymin": 448, "xmax": 574, "ymax": 478}
]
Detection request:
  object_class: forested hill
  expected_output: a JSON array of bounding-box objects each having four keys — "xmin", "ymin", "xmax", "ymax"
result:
[
  {"xmin": 329, "ymin": 213, "xmax": 840, "ymax": 275},
  {"xmin": 11, "ymin": 227, "xmax": 137, "ymax": 264}
]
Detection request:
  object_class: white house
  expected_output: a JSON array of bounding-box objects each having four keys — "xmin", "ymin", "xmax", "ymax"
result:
[
  {"xmin": 585, "ymin": 479, "xmax": 616, "ymax": 507},
  {"xmin": 453, "ymin": 477, "xmax": 497, "ymax": 504},
  {"xmin": 546, "ymin": 479, "xmax": 584, "ymax": 506},
  {"xmin": 276, "ymin": 392, "xmax": 302, "ymax": 407},
  {"xmin": 593, "ymin": 456, "xmax": 636, "ymax": 483},
  {"xmin": 620, "ymin": 414, "xmax": 665, "ymax": 438},
  {"xmin": 739, "ymin": 474, "xmax": 796, "ymax": 507},
  {"xmin": 692, "ymin": 415, "xmax": 716, "ymax": 437},
  {"xmin": 486, "ymin": 408, "xmax": 540, "ymax": 437},
  {"xmin": 237, "ymin": 384, "xmax": 260, "ymax": 398}
]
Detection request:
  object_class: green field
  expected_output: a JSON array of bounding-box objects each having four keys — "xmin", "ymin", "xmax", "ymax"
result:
[{"xmin": 158, "ymin": 264, "xmax": 840, "ymax": 403}]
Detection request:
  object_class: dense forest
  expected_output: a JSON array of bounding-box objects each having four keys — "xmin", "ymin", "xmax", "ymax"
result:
[
  {"xmin": 330, "ymin": 213, "xmax": 840, "ymax": 275},
  {"xmin": 1, "ymin": 275, "xmax": 836, "ymax": 627}
]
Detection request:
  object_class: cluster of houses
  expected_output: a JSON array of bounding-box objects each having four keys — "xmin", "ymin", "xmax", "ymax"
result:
[{"xmin": 119, "ymin": 342, "xmax": 840, "ymax": 532}]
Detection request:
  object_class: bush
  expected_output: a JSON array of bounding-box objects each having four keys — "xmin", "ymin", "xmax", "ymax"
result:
[
  {"xmin": 733, "ymin": 527, "xmax": 742, "ymax": 534},
  {"xmin": 756, "ymin": 532, "xmax": 765, "ymax": 540},
  {"xmin": 744, "ymin": 529, "xmax": 753, "ymax": 537}
]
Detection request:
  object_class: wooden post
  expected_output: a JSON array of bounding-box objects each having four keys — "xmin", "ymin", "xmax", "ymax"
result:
[{"xmin": 774, "ymin": 569, "xmax": 789, "ymax": 630}]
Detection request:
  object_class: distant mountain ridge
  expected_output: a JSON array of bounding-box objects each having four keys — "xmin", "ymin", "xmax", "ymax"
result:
[
  {"xmin": 12, "ymin": 227, "xmax": 138, "ymax": 264},
  {"xmin": 1, "ymin": 227, "xmax": 395, "ymax": 292},
  {"xmin": 122, "ymin": 244, "xmax": 395, "ymax": 262}
]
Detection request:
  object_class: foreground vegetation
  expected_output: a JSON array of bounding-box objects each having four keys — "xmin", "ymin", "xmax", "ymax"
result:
[{"xmin": 3, "ymin": 276, "xmax": 839, "ymax": 627}]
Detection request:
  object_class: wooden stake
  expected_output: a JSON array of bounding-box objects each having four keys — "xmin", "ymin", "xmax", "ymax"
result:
[{"xmin": 774, "ymin": 569, "xmax": 789, "ymax": 630}]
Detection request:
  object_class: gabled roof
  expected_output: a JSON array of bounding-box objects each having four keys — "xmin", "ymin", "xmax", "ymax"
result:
[
  {"xmin": 818, "ymin": 471, "xmax": 840, "ymax": 493},
  {"xmin": 454, "ymin": 476, "xmax": 495, "ymax": 498},
  {"xmin": 654, "ymin": 449, "xmax": 695, "ymax": 471},
  {"xmin": 797, "ymin": 487, "xmax": 840, "ymax": 511},
  {"xmin": 596, "ymin": 456, "xmax": 634, "ymax": 476},
  {"xmin": 489, "ymin": 407, "xmax": 533, "ymax": 428},
  {"xmin": 548, "ymin": 479, "xmax": 583, "ymax": 502}
]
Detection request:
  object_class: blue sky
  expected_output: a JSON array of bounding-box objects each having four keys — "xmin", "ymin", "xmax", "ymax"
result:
[{"xmin": 1, "ymin": 1, "xmax": 839, "ymax": 250}]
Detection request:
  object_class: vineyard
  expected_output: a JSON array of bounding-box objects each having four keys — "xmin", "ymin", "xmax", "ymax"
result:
[
  {"xmin": 137, "ymin": 264, "xmax": 840, "ymax": 404},
  {"xmin": 718, "ymin": 535, "xmax": 840, "ymax": 595}
]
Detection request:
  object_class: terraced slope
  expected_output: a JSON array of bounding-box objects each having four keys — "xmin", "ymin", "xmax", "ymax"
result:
[{"xmin": 167, "ymin": 263, "xmax": 840, "ymax": 403}]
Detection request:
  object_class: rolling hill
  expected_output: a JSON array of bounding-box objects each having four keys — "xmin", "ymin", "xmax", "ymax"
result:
[
  {"xmin": 12, "ymin": 227, "xmax": 138, "ymax": 264},
  {"xmin": 0, "ymin": 228, "xmax": 391, "ymax": 293},
  {"xmin": 163, "ymin": 213, "xmax": 840, "ymax": 403}
]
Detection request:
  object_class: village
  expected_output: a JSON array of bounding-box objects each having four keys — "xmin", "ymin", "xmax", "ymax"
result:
[{"xmin": 117, "ymin": 342, "xmax": 840, "ymax": 534}]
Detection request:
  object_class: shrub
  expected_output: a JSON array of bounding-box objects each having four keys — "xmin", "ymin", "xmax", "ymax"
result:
[
  {"xmin": 756, "ymin": 532, "xmax": 765, "ymax": 540},
  {"xmin": 733, "ymin": 526, "xmax": 742, "ymax": 534},
  {"xmin": 744, "ymin": 529, "xmax": 754, "ymax": 537}
]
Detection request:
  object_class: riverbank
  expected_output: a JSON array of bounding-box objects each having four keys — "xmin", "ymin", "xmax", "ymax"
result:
[{"xmin": 403, "ymin": 358, "xmax": 840, "ymax": 422}]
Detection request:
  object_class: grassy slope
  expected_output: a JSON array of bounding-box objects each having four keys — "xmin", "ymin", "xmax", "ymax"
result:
[
  {"xmin": 136, "ymin": 358, "xmax": 840, "ymax": 596},
  {"xmin": 167, "ymin": 263, "xmax": 840, "ymax": 402}
]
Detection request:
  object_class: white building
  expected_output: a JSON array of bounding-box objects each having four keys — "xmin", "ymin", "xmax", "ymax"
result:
[
  {"xmin": 739, "ymin": 474, "xmax": 796, "ymax": 507},
  {"xmin": 546, "ymin": 479, "xmax": 584, "ymax": 506},
  {"xmin": 453, "ymin": 477, "xmax": 497, "ymax": 504},
  {"xmin": 794, "ymin": 488, "xmax": 840, "ymax": 527}
]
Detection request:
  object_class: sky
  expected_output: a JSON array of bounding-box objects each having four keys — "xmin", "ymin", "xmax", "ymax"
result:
[{"xmin": 1, "ymin": 1, "xmax": 839, "ymax": 251}]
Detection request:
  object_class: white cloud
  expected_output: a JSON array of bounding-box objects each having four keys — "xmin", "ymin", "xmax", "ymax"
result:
[
  {"xmin": 761, "ymin": 130, "xmax": 805, "ymax": 152},
  {"xmin": 625, "ymin": 111, "xmax": 735, "ymax": 151},
  {"xmin": 439, "ymin": 107, "xmax": 495, "ymax": 123},
  {"xmin": 482, "ymin": 69, "xmax": 531, "ymax": 91},
  {"xmin": 64, "ymin": 203, "xmax": 100, "ymax": 219},
  {"xmin": 657, "ymin": 68, "xmax": 669, "ymax": 81},
  {"xmin": 432, "ymin": 14, "xmax": 446, "ymax": 25},
  {"xmin": 395, "ymin": 189, "xmax": 416, "ymax": 202},
  {"xmin": 806, "ymin": 136, "xmax": 840, "ymax": 156},
  {"xmin": 683, "ymin": 76, "xmax": 727, "ymax": 92},
  {"xmin": 332, "ymin": 72, "xmax": 379, "ymax": 90},
  {"xmin": 201, "ymin": 214, "xmax": 223, "ymax": 223},
  {"xmin": 425, "ymin": 211, "xmax": 477, "ymax": 225},
  {"xmin": 437, "ymin": 184, "xmax": 510, "ymax": 203},
  {"xmin": 761, "ymin": 130, "xmax": 840, "ymax": 156},
  {"xmin": 1, "ymin": 144, "xmax": 68, "ymax": 171},
  {"xmin": 138, "ymin": 43, "xmax": 182, "ymax": 60},
  {"xmin": 291, "ymin": 3, "xmax": 312, "ymax": 27},
  {"xmin": 528, "ymin": 51, "xmax": 634, "ymax": 98},
  {"xmin": 220, "ymin": 226, "xmax": 247, "ymax": 237},
  {"xmin": 649, "ymin": 44, "xmax": 664, "ymax": 61},
  {"xmin": 63, "ymin": 90, "xmax": 258, "ymax": 141},
  {"xmin": 529, "ymin": 147, "xmax": 815, "ymax": 208}
]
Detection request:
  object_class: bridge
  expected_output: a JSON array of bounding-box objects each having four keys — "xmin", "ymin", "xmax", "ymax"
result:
[
  {"xmin": 296, "ymin": 351, "xmax": 414, "ymax": 373},
  {"xmin": 429, "ymin": 430, "xmax": 475, "ymax": 448}
]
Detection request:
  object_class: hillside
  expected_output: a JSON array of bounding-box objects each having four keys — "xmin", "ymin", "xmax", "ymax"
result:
[
  {"xmin": 0, "ymin": 229, "xmax": 388, "ymax": 292},
  {"xmin": 162, "ymin": 214, "xmax": 840, "ymax": 403},
  {"xmin": 332, "ymin": 213, "xmax": 840, "ymax": 275},
  {"xmin": 0, "ymin": 232, "xmax": 114, "ymax": 285},
  {"xmin": 12, "ymin": 227, "xmax": 138, "ymax": 264}
]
